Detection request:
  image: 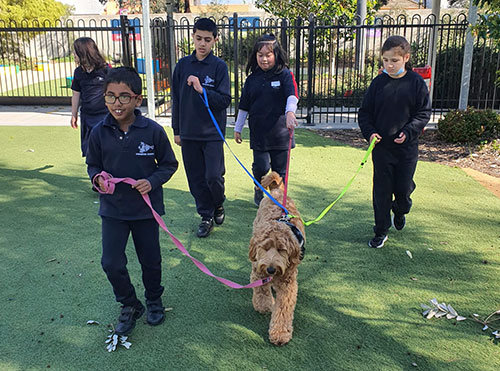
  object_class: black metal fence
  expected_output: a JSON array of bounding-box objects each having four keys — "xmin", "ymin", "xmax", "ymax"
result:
[{"xmin": 0, "ymin": 13, "xmax": 498, "ymax": 124}]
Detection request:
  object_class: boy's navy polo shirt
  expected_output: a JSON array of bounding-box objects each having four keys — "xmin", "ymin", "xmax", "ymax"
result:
[
  {"xmin": 358, "ymin": 70, "xmax": 431, "ymax": 149},
  {"xmin": 71, "ymin": 65, "xmax": 110, "ymax": 115},
  {"xmin": 172, "ymin": 51, "xmax": 231, "ymax": 141},
  {"xmin": 239, "ymin": 67, "xmax": 298, "ymax": 151},
  {"xmin": 86, "ymin": 110, "xmax": 178, "ymax": 220}
]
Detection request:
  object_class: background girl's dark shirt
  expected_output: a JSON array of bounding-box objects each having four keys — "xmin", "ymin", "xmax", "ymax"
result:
[
  {"xmin": 71, "ymin": 65, "xmax": 110, "ymax": 115},
  {"xmin": 239, "ymin": 67, "xmax": 298, "ymax": 151},
  {"xmin": 358, "ymin": 70, "xmax": 431, "ymax": 149}
]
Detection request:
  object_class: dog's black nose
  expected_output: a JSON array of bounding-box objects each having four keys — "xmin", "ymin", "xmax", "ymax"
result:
[{"xmin": 267, "ymin": 266, "xmax": 276, "ymax": 275}]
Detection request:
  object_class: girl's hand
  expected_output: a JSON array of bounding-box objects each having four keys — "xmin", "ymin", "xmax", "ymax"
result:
[
  {"xmin": 132, "ymin": 179, "xmax": 152, "ymax": 195},
  {"xmin": 71, "ymin": 115, "xmax": 78, "ymax": 129},
  {"xmin": 234, "ymin": 131, "xmax": 242, "ymax": 144},
  {"xmin": 187, "ymin": 75, "xmax": 203, "ymax": 94},
  {"xmin": 370, "ymin": 133, "xmax": 382, "ymax": 144},
  {"xmin": 286, "ymin": 111, "xmax": 298, "ymax": 129},
  {"xmin": 394, "ymin": 132, "xmax": 406, "ymax": 144},
  {"xmin": 174, "ymin": 135, "xmax": 181, "ymax": 146}
]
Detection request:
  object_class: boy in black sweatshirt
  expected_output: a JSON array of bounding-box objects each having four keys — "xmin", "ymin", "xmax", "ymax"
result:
[
  {"xmin": 171, "ymin": 18, "xmax": 231, "ymax": 238},
  {"xmin": 358, "ymin": 36, "xmax": 431, "ymax": 249},
  {"xmin": 86, "ymin": 67, "xmax": 178, "ymax": 335}
]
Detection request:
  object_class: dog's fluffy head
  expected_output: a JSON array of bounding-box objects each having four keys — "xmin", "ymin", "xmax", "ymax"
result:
[{"xmin": 248, "ymin": 221, "xmax": 302, "ymax": 277}]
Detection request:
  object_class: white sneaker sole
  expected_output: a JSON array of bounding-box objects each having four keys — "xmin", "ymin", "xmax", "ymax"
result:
[{"xmin": 368, "ymin": 235, "xmax": 388, "ymax": 248}]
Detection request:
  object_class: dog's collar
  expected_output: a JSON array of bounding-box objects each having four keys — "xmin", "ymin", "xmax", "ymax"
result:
[{"xmin": 277, "ymin": 216, "xmax": 305, "ymax": 260}]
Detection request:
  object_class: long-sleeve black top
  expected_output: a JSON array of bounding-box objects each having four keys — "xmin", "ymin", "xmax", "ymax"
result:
[
  {"xmin": 171, "ymin": 51, "xmax": 231, "ymax": 141},
  {"xmin": 86, "ymin": 110, "xmax": 178, "ymax": 220},
  {"xmin": 358, "ymin": 70, "xmax": 431, "ymax": 149}
]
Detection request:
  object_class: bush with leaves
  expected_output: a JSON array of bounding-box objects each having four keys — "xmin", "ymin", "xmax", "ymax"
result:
[{"xmin": 437, "ymin": 107, "xmax": 500, "ymax": 144}]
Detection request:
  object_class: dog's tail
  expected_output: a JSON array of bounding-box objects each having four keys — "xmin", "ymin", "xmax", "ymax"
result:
[{"xmin": 260, "ymin": 171, "xmax": 284, "ymax": 191}]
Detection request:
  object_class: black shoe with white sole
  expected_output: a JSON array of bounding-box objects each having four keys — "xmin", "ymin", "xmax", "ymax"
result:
[
  {"xmin": 392, "ymin": 213, "xmax": 406, "ymax": 231},
  {"xmin": 368, "ymin": 234, "xmax": 388, "ymax": 248}
]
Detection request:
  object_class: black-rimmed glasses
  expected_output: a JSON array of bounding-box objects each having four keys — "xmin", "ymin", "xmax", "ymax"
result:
[{"xmin": 104, "ymin": 94, "xmax": 138, "ymax": 104}]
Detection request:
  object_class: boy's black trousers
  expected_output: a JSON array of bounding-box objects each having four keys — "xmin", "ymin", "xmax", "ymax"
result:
[
  {"xmin": 181, "ymin": 140, "xmax": 226, "ymax": 218},
  {"xmin": 101, "ymin": 216, "xmax": 164, "ymax": 307},
  {"xmin": 371, "ymin": 144, "xmax": 418, "ymax": 236},
  {"xmin": 252, "ymin": 149, "xmax": 288, "ymax": 185}
]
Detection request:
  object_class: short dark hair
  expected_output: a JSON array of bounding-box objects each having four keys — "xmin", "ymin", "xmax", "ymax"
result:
[
  {"xmin": 193, "ymin": 17, "xmax": 217, "ymax": 38},
  {"xmin": 382, "ymin": 35, "xmax": 412, "ymax": 70},
  {"xmin": 104, "ymin": 67, "xmax": 142, "ymax": 95}
]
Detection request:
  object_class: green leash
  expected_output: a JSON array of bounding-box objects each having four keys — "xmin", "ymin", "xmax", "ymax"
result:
[{"xmin": 302, "ymin": 137, "xmax": 377, "ymax": 226}]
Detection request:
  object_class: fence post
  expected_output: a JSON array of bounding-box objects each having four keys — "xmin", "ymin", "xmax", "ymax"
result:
[
  {"xmin": 120, "ymin": 14, "xmax": 131, "ymax": 66},
  {"xmin": 166, "ymin": 12, "xmax": 176, "ymax": 76},
  {"xmin": 233, "ymin": 12, "xmax": 240, "ymax": 112},
  {"xmin": 459, "ymin": 0, "xmax": 478, "ymax": 110},
  {"xmin": 294, "ymin": 17, "xmax": 302, "ymax": 99},
  {"xmin": 280, "ymin": 18, "xmax": 288, "ymax": 50},
  {"xmin": 306, "ymin": 14, "xmax": 315, "ymax": 126}
]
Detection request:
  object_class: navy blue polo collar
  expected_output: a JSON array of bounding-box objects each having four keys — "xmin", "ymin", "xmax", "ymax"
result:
[
  {"xmin": 189, "ymin": 50, "xmax": 215, "ymax": 65},
  {"xmin": 103, "ymin": 109, "xmax": 147, "ymax": 129}
]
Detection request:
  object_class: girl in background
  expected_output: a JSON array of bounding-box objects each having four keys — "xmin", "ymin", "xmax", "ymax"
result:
[
  {"xmin": 234, "ymin": 34, "xmax": 299, "ymax": 206},
  {"xmin": 70, "ymin": 37, "xmax": 110, "ymax": 157}
]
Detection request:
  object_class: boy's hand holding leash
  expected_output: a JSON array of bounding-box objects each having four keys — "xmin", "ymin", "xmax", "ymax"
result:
[
  {"xmin": 132, "ymin": 179, "xmax": 152, "ymax": 195},
  {"xmin": 187, "ymin": 75, "xmax": 203, "ymax": 94},
  {"xmin": 286, "ymin": 111, "xmax": 298, "ymax": 130}
]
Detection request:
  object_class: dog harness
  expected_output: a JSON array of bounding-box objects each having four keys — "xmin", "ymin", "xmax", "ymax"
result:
[{"xmin": 277, "ymin": 216, "xmax": 305, "ymax": 260}]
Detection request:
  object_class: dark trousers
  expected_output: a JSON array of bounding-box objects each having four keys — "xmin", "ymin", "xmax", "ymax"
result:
[
  {"xmin": 372, "ymin": 144, "xmax": 418, "ymax": 236},
  {"xmin": 81, "ymin": 112, "xmax": 106, "ymax": 157},
  {"xmin": 101, "ymin": 216, "xmax": 164, "ymax": 306},
  {"xmin": 181, "ymin": 140, "xmax": 225, "ymax": 218},
  {"xmin": 252, "ymin": 149, "xmax": 288, "ymax": 185}
]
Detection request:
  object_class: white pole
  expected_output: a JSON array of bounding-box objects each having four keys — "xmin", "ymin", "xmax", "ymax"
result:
[
  {"xmin": 459, "ymin": 0, "xmax": 478, "ymax": 110},
  {"xmin": 428, "ymin": 0, "xmax": 441, "ymax": 104},
  {"xmin": 142, "ymin": 0, "xmax": 156, "ymax": 119}
]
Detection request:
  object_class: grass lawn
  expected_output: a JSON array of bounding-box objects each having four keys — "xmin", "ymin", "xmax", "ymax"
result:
[
  {"xmin": 0, "ymin": 77, "xmax": 73, "ymax": 97},
  {"xmin": 0, "ymin": 126, "xmax": 499, "ymax": 370}
]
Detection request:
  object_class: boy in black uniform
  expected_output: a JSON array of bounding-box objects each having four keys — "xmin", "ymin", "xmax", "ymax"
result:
[
  {"xmin": 172, "ymin": 18, "xmax": 231, "ymax": 238},
  {"xmin": 358, "ymin": 36, "xmax": 431, "ymax": 248},
  {"xmin": 86, "ymin": 67, "xmax": 178, "ymax": 335}
]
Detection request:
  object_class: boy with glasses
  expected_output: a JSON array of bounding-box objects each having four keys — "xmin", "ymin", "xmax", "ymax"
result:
[{"xmin": 86, "ymin": 67, "xmax": 178, "ymax": 336}]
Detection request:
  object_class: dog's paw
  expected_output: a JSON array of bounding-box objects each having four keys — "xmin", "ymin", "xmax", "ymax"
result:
[
  {"xmin": 253, "ymin": 296, "xmax": 274, "ymax": 313},
  {"xmin": 269, "ymin": 329, "xmax": 292, "ymax": 346}
]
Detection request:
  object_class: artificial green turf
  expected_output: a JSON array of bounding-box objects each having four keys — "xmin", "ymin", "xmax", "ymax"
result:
[{"xmin": 0, "ymin": 126, "xmax": 499, "ymax": 370}]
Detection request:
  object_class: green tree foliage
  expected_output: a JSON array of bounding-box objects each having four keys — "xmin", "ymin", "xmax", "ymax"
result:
[
  {"xmin": 254, "ymin": 0, "xmax": 385, "ymax": 23},
  {"xmin": 0, "ymin": 0, "xmax": 70, "ymax": 25},
  {"xmin": 472, "ymin": 0, "xmax": 500, "ymax": 85},
  {"xmin": 98, "ymin": 0, "xmax": 169, "ymax": 14}
]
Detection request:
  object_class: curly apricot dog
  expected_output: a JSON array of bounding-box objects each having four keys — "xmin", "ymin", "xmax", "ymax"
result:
[{"xmin": 249, "ymin": 171, "xmax": 305, "ymax": 345}]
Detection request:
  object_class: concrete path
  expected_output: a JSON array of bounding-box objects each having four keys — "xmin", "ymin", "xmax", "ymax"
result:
[{"xmin": 0, "ymin": 105, "xmax": 360, "ymax": 129}]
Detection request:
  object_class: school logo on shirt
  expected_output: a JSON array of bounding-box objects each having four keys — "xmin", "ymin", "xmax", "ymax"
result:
[
  {"xmin": 137, "ymin": 142, "xmax": 154, "ymax": 156},
  {"xmin": 202, "ymin": 75, "xmax": 215, "ymax": 87},
  {"xmin": 97, "ymin": 76, "xmax": 104, "ymax": 81},
  {"xmin": 271, "ymin": 81, "xmax": 281, "ymax": 89}
]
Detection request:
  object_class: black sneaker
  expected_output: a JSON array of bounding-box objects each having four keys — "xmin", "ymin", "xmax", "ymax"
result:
[
  {"xmin": 114, "ymin": 301, "xmax": 145, "ymax": 336},
  {"xmin": 146, "ymin": 298, "xmax": 165, "ymax": 326},
  {"xmin": 254, "ymin": 188, "xmax": 264, "ymax": 207},
  {"xmin": 368, "ymin": 234, "xmax": 388, "ymax": 249},
  {"xmin": 214, "ymin": 205, "xmax": 225, "ymax": 225},
  {"xmin": 392, "ymin": 213, "xmax": 406, "ymax": 231},
  {"xmin": 197, "ymin": 217, "xmax": 214, "ymax": 238}
]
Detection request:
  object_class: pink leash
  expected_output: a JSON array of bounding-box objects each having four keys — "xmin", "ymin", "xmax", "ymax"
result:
[
  {"xmin": 93, "ymin": 171, "xmax": 272, "ymax": 289},
  {"xmin": 281, "ymin": 128, "xmax": 294, "ymax": 213}
]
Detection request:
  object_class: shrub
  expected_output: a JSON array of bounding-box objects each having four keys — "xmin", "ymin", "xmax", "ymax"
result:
[{"xmin": 437, "ymin": 107, "xmax": 500, "ymax": 144}]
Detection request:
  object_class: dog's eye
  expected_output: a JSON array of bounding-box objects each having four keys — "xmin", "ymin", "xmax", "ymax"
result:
[{"xmin": 278, "ymin": 248, "xmax": 287, "ymax": 253}]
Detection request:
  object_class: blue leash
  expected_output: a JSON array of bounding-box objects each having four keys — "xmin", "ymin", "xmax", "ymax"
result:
[{"xmin": 199, "ymin": 88, "xmax": 290, "ymax": 215}]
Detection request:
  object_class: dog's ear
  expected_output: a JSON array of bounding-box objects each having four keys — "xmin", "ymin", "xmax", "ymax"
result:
[{"xmin": 248, "ymin": 237, "xmax": 257, "ymax": 262}]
